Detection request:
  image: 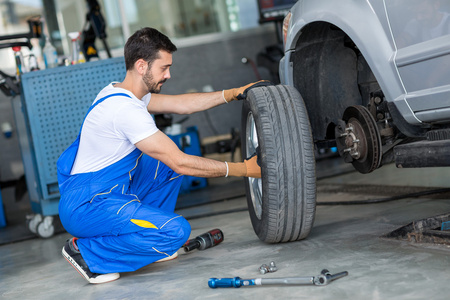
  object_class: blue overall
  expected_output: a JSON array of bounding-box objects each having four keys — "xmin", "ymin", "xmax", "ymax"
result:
[{"xmin": 57, "ymin": 93, "xmax": 191, "ymax": 274}]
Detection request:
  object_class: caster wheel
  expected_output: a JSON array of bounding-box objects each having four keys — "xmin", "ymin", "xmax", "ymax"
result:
[
  {"xmin": 27, "ymin": 214, "xmax": 42, "ymax": 234},
  {"xmin": 36, "ymin": 216, "xmax": 55, "ymax": 238}
]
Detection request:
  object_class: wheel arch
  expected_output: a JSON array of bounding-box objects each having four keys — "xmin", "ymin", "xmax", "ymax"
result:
[{"xmin": 282, "ymin": 0, "xmax": 410, "ymax": 141}]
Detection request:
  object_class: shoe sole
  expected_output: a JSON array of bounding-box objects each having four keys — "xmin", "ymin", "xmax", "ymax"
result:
[
  {"xmin": 155, "ymin": 251, "xmax": 178, "ymax": 263},
  {"xmin": 62, "ymin": 246, "xmax": 120, "ymax": 284}
]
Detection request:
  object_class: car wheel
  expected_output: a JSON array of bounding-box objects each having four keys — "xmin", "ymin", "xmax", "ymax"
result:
[{"xmin": 241, "ymin": 85, "xmax": 316, "ymax": 243}]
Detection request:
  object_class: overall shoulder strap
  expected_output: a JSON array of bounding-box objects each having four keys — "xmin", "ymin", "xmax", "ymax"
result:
[
  {"xmin": 78, "ymin": 92, "xmax": 132, "ymax": 135},
  {"xmin": 86, "ymin": 92, "xmax": 132, "ymax": 115}
]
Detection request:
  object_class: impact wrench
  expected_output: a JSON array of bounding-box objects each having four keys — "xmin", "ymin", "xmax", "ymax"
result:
[
  {"xmin": 208, "ymin": 269, "xmax": 348, "ymax": 288},
  {"xmin": 183, "ymin": 229, "xmax": 224, "ymax": 252}
]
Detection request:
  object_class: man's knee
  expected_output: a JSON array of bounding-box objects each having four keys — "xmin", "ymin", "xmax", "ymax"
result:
[{"xmin": 160, "ymin": 216, "xmax": 191, "ymax": 248}]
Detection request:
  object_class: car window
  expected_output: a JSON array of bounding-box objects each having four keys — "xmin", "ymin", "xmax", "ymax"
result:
[{"xmin": 385, "ymin": 0, "xmax": 450, "ymax": 49}]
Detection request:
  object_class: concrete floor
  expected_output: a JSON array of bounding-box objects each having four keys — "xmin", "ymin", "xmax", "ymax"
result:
[{"xmin": 1, "ymin": 163, "xmax": 450, "ymax": 299}]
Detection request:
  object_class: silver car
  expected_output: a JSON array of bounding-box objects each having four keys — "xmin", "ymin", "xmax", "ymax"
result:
[{"xmin": 241, "ymin": 0, "xmax": 450, "ymax": 243}]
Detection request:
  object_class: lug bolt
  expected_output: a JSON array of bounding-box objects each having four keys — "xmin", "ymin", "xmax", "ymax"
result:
[
  {"xmin": 259, "ymin": 261, "xmax": 277, "ymax": 274},
  {"xmin": 351, "ymin": 151, "xmax": 360, "ymax": 158}
]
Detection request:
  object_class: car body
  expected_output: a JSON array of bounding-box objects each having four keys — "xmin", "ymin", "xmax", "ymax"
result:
[
  {"xmin": 279, "ymin": 0, "xmax": 450, "ymax": 171},
  {"xmin": 241, "ymin": 0, "xmax": 450, "ymax": 243}
]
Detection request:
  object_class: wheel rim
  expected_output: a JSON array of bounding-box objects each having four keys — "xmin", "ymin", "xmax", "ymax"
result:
[{"xmin": 245, "ymin": 111, "xmax": 262, "ymax": 219}]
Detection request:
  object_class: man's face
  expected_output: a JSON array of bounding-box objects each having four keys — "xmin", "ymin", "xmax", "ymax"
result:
[{"xmin": 143, "ymin": 50, "xmax": 172, "ymax": 94}]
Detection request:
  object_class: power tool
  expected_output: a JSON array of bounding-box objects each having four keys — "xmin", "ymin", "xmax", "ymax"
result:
[{"xmin": 183, "ymin": 229, "xmax": 224, "ymax": 252}]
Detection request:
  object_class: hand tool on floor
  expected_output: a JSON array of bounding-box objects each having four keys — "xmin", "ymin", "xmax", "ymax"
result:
[
  {"xmin": 208, "ymin": 269, "xmax": 348, "ymax": 288},
  {"xmin": 183, "ymin": 228, "xmax": 224, "ymax": 252}
]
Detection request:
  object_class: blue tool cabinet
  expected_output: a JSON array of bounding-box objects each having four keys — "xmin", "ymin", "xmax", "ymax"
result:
[{"xmin": 12, "ymin": 57, "xmax": 126, "ymax": 236}]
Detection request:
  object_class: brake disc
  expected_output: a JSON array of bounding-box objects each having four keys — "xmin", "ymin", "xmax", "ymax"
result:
[{"xmin": 335, "ymin": 105, "xmax": 382, "ymax": 174}]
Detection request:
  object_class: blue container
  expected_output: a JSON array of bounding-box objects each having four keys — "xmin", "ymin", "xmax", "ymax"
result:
[
  {"xmin": 168, "ymin": 126, "xmax": 208, "ymax": 194},
  {"xmin": 0, "ymin": 189, "xmax": 6, "ymax": 228}
]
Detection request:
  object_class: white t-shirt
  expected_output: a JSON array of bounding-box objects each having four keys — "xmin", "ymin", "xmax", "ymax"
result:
[{"xmin": 70, "ymin": 83, "xmax": 159, "ymax": 174}]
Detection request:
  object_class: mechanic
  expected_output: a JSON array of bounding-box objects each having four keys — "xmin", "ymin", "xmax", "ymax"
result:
[{"xmin": 58, "ymin": 27, "xmax": 266, "ymax": 284}]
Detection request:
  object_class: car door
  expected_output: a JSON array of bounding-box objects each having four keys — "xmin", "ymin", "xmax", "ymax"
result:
[{"xmin": 384, "ymin": 0, "xmax": 450, "ymax": 123}]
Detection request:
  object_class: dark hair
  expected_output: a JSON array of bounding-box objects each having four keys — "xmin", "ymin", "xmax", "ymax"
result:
[{"xmin": 124, "ymin": 27, "xmax": 177, "ymax": 70}]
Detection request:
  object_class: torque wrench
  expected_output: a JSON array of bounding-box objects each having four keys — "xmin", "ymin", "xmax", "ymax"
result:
[{"xmin": 208, "ymin": 269, "xmax": 348, "ymax": 288}]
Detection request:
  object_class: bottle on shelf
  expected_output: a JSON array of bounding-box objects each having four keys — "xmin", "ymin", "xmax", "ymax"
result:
[
  {"xmin": 43, "ymin": 37, "xmax": 58, "ymax": 69},
  {"xmin": 1, "ymin": 122, "xmax": 13, "ymax": 138},
  {"xmin": 78, "ymin": 49, "xmax": 86, "ymax": 64},
  {"xmin": 28, "ymin": 54, "xmax": 39, "ymax": 71},
  {"xmin": 68, "ymin": 32, "xmax": 80, "ymax": 65},
  {"xmin": 12, "ymin": 46, "xmax": 27, "ymax": 77}
]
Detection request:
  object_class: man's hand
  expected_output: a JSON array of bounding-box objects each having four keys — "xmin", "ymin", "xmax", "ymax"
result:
[
  {"xmin": 244, "ymin": 156, "xmax": 261, "ymax": 178},
  {"xmin": 223, "ymin": 80, "xmax": 272, "ymax": 103},
  {"xmin": 227, "ymin": 155, "xmax": 261, "ymax": 178}
]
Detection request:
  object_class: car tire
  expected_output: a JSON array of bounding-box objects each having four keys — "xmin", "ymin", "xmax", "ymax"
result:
[{"xmin": 241, "ymin": 85, "xmax": 316, "ymax": 243}]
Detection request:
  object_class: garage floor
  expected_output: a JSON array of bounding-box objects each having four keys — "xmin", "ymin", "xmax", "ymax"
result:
[{"xmin": 1, "ymin": 161, "xmax": 450, "ymax": 299}]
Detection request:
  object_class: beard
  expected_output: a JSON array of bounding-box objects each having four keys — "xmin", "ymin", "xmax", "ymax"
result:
[{"xmin": 143, "ymin": 70, "xmax": 166, "ymax": 94}]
